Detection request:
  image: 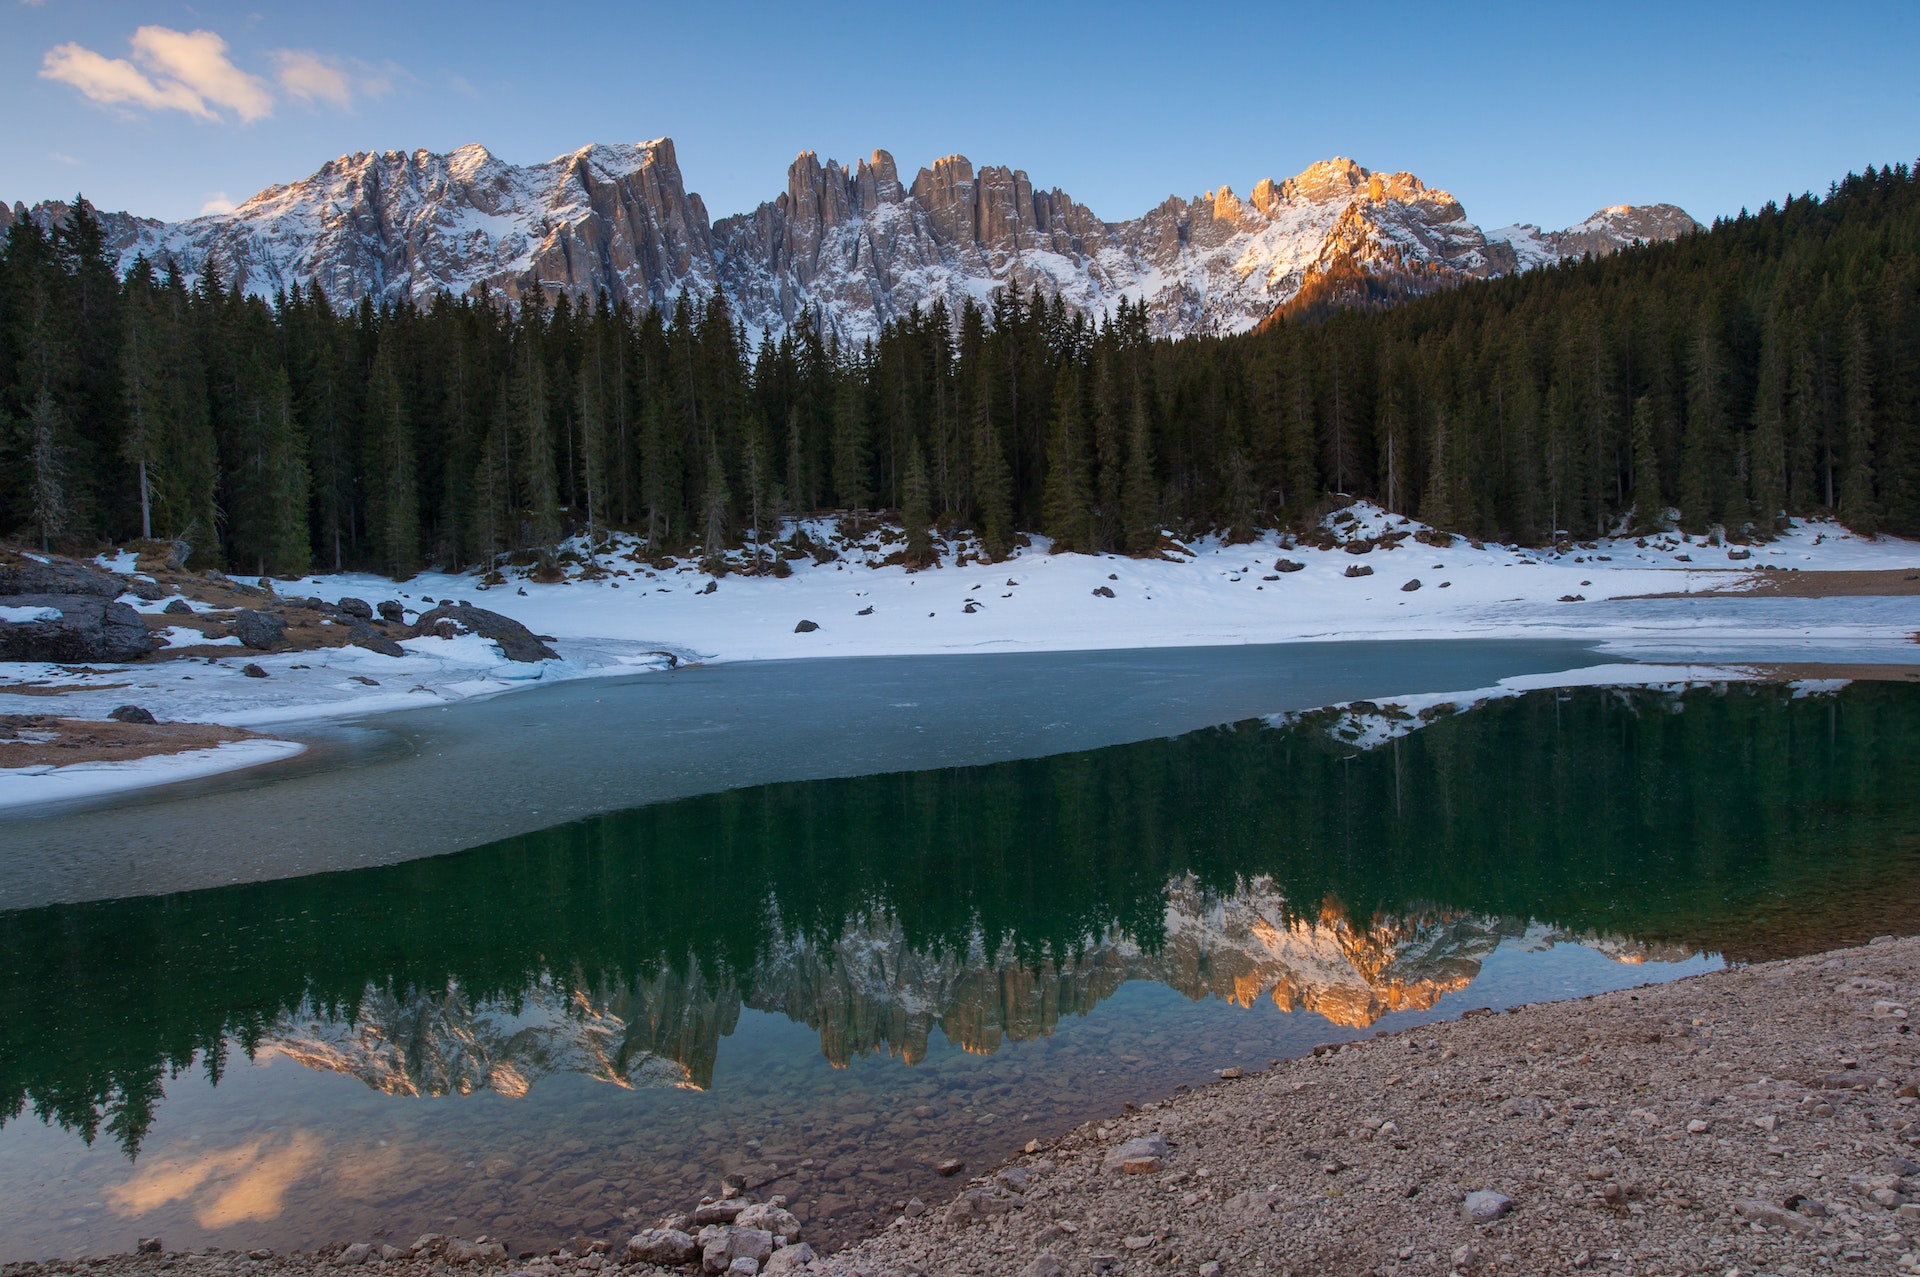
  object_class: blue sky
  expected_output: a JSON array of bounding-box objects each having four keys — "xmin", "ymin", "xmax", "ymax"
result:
[{"xmin": 5, "ymin": 0, "xmax": 1918, "ymax": 232}]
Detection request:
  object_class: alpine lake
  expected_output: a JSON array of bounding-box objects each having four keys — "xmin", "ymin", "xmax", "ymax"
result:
[{"xmin": 3, "ymin": 641, "xmax": 1919, "ymax": 1262}]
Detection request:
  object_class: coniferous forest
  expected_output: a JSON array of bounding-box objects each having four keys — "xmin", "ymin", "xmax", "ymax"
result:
[{"xmin": 1, "ymin": 162, "xmax": 1917, "ymax": 579}]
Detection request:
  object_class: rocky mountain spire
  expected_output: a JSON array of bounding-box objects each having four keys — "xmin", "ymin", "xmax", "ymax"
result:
[{"xmin": 9, "ymin": 140, "xmax": 1700, "ymax": 343}]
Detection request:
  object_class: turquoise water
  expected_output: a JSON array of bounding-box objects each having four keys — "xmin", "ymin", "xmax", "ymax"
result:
[{"xmin": 2, "ymin": 676, "xmax": 1917, "ymax": 1261}]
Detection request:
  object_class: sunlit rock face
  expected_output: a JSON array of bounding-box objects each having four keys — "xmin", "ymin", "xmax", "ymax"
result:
[
  {"xmin": 250, "ymin": 876, "xmax": 1673, "ymax": 1099},
  {"xmin": 6, "ymin": 145, "xmax": 1693, "ymax": 342}
]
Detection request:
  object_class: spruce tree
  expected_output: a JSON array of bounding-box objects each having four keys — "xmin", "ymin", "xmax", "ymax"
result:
[
  {"xmin": 1122, "ymin": 383, "xmax": 1159, "ymax": 555},
  {"xmin": 831, "ymin": 366, "xmax": 873, "ymax": 510},
  {"xmin": 971, "ymin": 366, "xmax": 1015, "ymax": 561},
  {"xmin": 511, "ymin": 330, "xmax": 561, "ymax": 550},
  {"xmin": 577, "ymin": 360, "xmax": 606, "ymax": 541},
  {"xmin": 902, "ymin": 440, "xmax": 935, "ymax": 569},
  {"xmin": 1840, "ymin": 304, "xmax": 1879, "ymax": 532},
  {"xmin": 1041, "ymin": 363, "xmax": 1094, "ymax": 553},
  {"xmin": 701, "ymin": 440, "xmax": 730, "ymax": 573},
  {"xmin": 25, "ymin": 388, "xmax": 69, "ymax": 551},
  {"xmin": 1629, "ymin": 397, "xmax": 1668, "ymax": 533},
  {"xmin": 1749, "ymin": 320, "xmax": 1788, "ymax": 533},
  {"xmin": 1678, "ymin": 318, "xmax": 1730, "ymax": 534},
  {"xmin": 120, "ymin": 266, "xmax": 163, "ymax": 539},
  {"xmin": 365, "ymin": 340, "xmax": 418, "ymax": 577}
]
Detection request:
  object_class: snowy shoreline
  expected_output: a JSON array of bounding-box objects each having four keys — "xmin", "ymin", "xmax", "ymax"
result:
[
  {"xmin": 0, "ymin": 738, "xmax": 307, "ymax": 811},
  {"xmin": 4, "ymin": 505, "xmax": 1918, "ymax": 810}
]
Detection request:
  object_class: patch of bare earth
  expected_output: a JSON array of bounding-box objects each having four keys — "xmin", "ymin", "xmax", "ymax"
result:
[
  {"xmin": 0, "ymin": 716, "xmax": 264, "ymax": 767},
  {"xmin": 1630, "ymin": 568, "xmax": 1920, "ymax": 599},
  {"xmin": 1737, "ymin": 663, "xmax": 1920, "ymax": 683}
]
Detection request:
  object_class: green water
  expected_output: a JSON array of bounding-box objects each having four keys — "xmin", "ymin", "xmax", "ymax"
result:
[{"xmin": 2, "ymin": 679, "xmax": 1918, "ymax": 1259}]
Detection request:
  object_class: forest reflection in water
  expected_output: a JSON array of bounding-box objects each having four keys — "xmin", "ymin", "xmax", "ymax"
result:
[{"xmin": 2, "ymin": 679, "xmax": 1918, "ymax": 1258}]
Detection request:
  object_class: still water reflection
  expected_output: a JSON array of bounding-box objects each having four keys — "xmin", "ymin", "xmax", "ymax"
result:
[{"xmin": 4, "ymin": 680, "xmax": 1919, "ymax": 1260}]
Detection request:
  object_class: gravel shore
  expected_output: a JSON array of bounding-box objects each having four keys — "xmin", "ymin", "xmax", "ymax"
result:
[{"xmin": 8, "ymin": 937, "xmax": 1919, "ymax": 1277}]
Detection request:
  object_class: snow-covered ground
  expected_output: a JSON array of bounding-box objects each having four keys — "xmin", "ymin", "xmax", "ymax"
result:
[
  {"xmin": 0, "ymin": 738, "xmax": 305, "ymax": 811},
  {"xmin": 4, "ymin": 504, "xmax": 1916, "ymax": 807},
  {"xmin": 276, "ymin": 504, "xmax": 1920, "ymax": 670}
]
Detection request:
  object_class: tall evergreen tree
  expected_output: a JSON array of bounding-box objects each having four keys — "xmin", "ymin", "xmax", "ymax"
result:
[
  {"xmin": 1122, "ymin": 382, "xmax": 1160, "ymax": 554},
  {"xmin": 902, "ymin": 440, "xmax": 935, "ymax": 570},
  {"xmin": 1041, "ymin": 363, "xmax": 1095, "ymax": 553},
  {"xmin": 971, "ymin": 366, "xmax": 1015, "ymax": 561},
  {"xmin": 364, "ymin": 338, "xmax": 418, "ymax": 577},
  {"xmin": 1840, "ymin": 304, "xmax": 1879, "ymax": 532}
]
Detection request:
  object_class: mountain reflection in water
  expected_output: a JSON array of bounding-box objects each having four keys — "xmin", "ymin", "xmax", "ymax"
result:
[{"xmin": 4, "ymin": 680, "xmax": 1920, "ymax": 1161}]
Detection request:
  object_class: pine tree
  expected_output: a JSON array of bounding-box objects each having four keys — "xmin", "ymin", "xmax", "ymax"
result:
[
  {"xmin": 365, "ymin": 340, "xmax": 418, "ymax": 577},
  {"xmin": 1041, "ymin": 363, "xmax": 1094, "ymax": 553},
  {"xmin": 1629, "ymin": 397, "xmax": 1668, "ymax": 533},
  {"xmin": 1748, "ymin": 319, "xmax": 1788, "ymax": 533},
  {"xmin": 577, "ymin": 359, "xmax": 606, "ymax": 541},
  {"xmin": 1122, "ymin": 383, "xmax": 1159, "ymax": 555},
  {"xmin": 971, "ymin": 366, "xmax": 1015, "ymax": 561},
  {"xmin": 831, "ymin": 366, "xmax": 873, "ymax": 510},
  {"xmin": 1678, "ymin": 317, "xmax": 1730, "ymax": 534},
  {"xmin": 902, "ymin": 440, "xmax": 936, "ymax": 569},
  {"xmin": 1092, "ymin": 353, "xmax": 1125, "ymax": 550},
  {"xmin": 1419, "ymin": 405, "xmax": 1455, "ymax": 531},
  {"xmin": 120, "ymin": 268, "xmax": 163, "ymax": 539},
  {"xmin": 510, "ymin": 329, "xmax": 561, "ymax": 550},
  {"xmin": 701, "ymin": 439, "xmax": 730, "ymax": 573},
  {"xmin": 1840, "ymin": 304, "xmax": 1879, "ymax": 532},
  {"xmin": 470, "ymin": 426, "xmax": 510, "ymax": 572},
  {"xmin": 25, "ymin": 388, "xmax": 69, "ymax": 551},
  {"xmin": 741, "ymin": 410, "xmax": 777, "ymax": 571}
]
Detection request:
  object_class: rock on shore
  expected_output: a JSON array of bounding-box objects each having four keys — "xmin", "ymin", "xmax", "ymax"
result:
[{"xmin": 6, "ymin": 937, "xmax": 1919, "ymax": 1277}]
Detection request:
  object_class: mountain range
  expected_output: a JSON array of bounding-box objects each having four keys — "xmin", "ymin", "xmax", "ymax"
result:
[{"xmin": 1, "ymin": 139, "xmax": 1699, "ymax": 343}]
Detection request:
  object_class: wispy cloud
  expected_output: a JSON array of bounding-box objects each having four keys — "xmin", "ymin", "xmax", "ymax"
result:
[
  {"xmin": 42, "ymin": 38, "xmax": 219, "ymax": 120},
  {"xmin": 271, "ymin": 49, "xmax": 396, "ymax": 111},
  {"xmin": 41, "ymin": 26, "xmax": 271, "ymax": 121},
  {"xmin": 130, "ymin": 26, "xmax": 274, "ymax": 121},
  {"xmin": 49, "ymin": 151, "xmax": 80, "ymax": 166},
  {"xmin": 199, "ymin": 192, "xmax": 237, "ymax": 216},
  {"xmin": 41, "ymin": 26, "xmax": 398, "ymax": 122}
]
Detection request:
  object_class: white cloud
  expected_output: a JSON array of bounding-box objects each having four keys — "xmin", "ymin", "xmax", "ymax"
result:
[
  {"xmin": 199, "ymin": 192, "xmax": 237, "ymax": 216},
  {"xmin": 41, "ymin": 40, "xmax": 216, "ymax": 119},
  {"xmin": 272, "ymin": 50, "xmax": 399, "ymax": 111},
  {"xmin": 272, "ymin": 50, "xmax": 351, "ymax": 108},
  {"xmin": 49, "ymin": 151, "xmax": 80, "ymax": 166},
  {"xmin": 128, "ymin": 26, "xmax": 273, "ymax": 122},
  {"xmin": 42, "ymin": 25, "xmax": 272, "ymax": 122}
]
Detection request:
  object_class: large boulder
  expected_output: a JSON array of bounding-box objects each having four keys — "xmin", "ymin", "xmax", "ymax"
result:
[
  {"xmin": 0, "ymin": 595, "xmax": 155, "ymax": 663},
  {"xmin": 699, "ymin": 1226, "xmax": 772, "ymax": 1274},
  {"xmin": 347, "ymin": 621, "xmax": 406, "ymax": 658},
  {"xmin": 229, "ymin": 609, "xmax": 288, "ymax": 650},
  {"xmin": 0, "ymin": 556, "xmax": 124, "ymax": 598},
  {"xmin": 409, "ymin": 603, "xmax": 557, "ymax": 663},
  {"xmin": 627, "ymin": 1230, "xmax": 697, "ymax": 1267}
]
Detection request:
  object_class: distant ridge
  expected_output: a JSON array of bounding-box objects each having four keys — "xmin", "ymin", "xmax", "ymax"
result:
[{"xmin": 2, "ymin": 142, "xmax": 1698, "ymax": 341}]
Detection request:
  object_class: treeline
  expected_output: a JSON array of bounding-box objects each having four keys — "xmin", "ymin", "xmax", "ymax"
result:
[{"xmin": 2, "ymin": 162, "xmax": 1917, "ymax": 577}]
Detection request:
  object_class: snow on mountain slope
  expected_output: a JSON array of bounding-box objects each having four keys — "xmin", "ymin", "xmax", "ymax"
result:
[
  {"xmin": 1486, "ymin": 203, "xmax": 1701, "ymax": 271},
  {"xmin": 5, "ymin": 143, "xmax": 1698, "ymax": 341}
]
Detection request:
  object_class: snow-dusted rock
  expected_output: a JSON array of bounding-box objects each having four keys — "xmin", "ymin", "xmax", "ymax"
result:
[{"xmin": 10, "ymin": 145, "xmax": 1695, "ymax": 344}]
